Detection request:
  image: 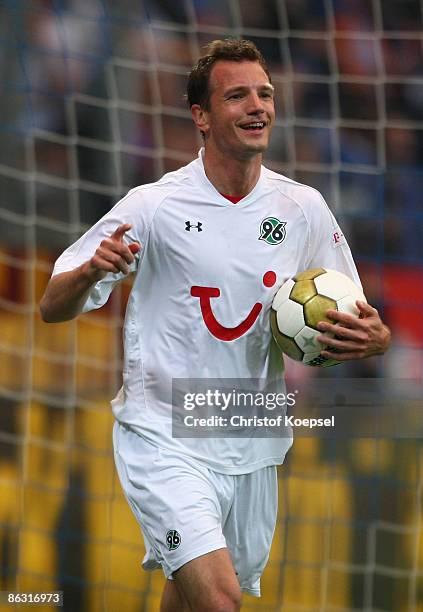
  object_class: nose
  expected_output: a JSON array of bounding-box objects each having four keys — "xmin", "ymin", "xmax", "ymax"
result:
[{"xmin": 246, "ymin": 90, "xmax": 265, "ymax": 114}]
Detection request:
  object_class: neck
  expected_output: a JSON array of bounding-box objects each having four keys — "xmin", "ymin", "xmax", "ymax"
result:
[{"xmin": 202, "ymin": 147, "xmax": 262, "ymax": 196}]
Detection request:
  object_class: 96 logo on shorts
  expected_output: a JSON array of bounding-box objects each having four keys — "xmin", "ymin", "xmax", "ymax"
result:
[{"xmin": 166, "ymin": 529, "xmax": 181, "ymax": 551}]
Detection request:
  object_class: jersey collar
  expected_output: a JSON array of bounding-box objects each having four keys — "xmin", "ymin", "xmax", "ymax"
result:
[{"xmin": 193, "ymin": 148, "xmax": 266, "ymax": 207}]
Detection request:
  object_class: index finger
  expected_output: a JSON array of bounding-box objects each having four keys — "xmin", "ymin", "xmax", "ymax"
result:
[
  {"xmin": 356, "ymin": 300, "xmax": 378, "ymax": 317},
  {"xmin": 324, "ymin": 309, "xmax": 359, "ymax": 326},
  {"xmin": 111, "ymin": 223, "xmax": 132, "ymax": 241}
]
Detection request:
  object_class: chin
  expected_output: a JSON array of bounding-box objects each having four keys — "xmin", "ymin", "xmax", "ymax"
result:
[
  {"xmin": 243, "ymin": 141, "xmax": 268, "ymax": 154},
  {"xmin": 245, "ymin": 134, "xmax": 269, "ymax": 147}
]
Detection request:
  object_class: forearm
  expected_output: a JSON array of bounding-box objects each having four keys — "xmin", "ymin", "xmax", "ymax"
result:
[{"xmin": 39, "ymin": 262, "xmax": 103, "ymax": 323}]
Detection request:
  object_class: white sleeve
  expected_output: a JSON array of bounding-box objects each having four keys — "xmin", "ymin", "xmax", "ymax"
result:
[
  {"xmin": 51, "ymin": 188, "xmax": 156, "ymax": 312},
  {"xmin": 305, "ymin": 191, "xmax": 362, "ymax": 290}
]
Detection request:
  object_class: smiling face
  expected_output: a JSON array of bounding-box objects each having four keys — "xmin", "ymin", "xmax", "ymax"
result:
[{"xmin": 191, "ymin": 60, "xmax": 275, "ymax": 161}]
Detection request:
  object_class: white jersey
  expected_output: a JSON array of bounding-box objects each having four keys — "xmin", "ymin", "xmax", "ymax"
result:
[{"xmin": 53, "ymin": 149, "xmax": 361, "ymax": 474}]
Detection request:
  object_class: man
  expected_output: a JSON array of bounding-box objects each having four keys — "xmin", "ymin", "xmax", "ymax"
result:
[{"xmin": 40, "ymin": 39, "xmax": 390, "ymax": 612}]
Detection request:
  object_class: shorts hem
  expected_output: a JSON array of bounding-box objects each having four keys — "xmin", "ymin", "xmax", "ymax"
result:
[
  {"xmin": 241, "ymin": 586, "xmax": 261, "ymax": 597},
  {"xmin": 145, "ymin": 541, "xmax": 227, "ymax": 579}
]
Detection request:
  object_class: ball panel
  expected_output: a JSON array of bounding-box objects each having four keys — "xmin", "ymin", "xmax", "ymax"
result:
[
  {"xmin": 304, "ymin": 295, "xmax": 337, "ymax": 329},
  {"xmin": 276, "ymin": 299, "xmax": 305, "ymax": 336},
  {"xmin": 314, "ymin": 270, "xmax": 351, "ymax": 300},
  {"xmin": 294, "ymin": 325, "xmax": 322, "ymax": 352},
  {"xmin": 289, "ymin": 280, "xmax": 317, "ymax": 305},
  {"xmin": 270, "ymin": 311, "xmax": 304, "ymax": 361},
  {"xmin": 337, "ymin": 295, "xmax": 360, "ymax": 316},
  {"xmin": 345, "ymin": 277, "xmax": 366, "ymax": 302},
  {"xmin": 270, "ymin": 309, "xmax": 279, "ymax": 339},
  {"xmin": 293, "ymin": 267, "xmax": 327, "ymax": 282},
  {"xmin": 272, "ymin": 278, "xmax": 295, "ymax": 311}
]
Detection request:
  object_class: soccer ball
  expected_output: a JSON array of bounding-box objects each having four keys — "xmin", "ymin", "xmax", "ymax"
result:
[{"xmin": 270, "ymin": 267, "xmax": 366, "ymax": 367}]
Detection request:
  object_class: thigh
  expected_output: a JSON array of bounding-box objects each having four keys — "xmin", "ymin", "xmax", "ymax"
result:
[
  {"xmin": 224, "ymin": 466, "xmax": 278, "ymax": 597},
  {"xmin": 160, "ymin": 579, "xmax": 190, "ymax": 612},
  {"xmin": 174, "ymin": 548, "xmax": 242, "ymax": 612},
  {"xmin": 113, "ymin": 422, "xmax": 228, "ymax": 579}
]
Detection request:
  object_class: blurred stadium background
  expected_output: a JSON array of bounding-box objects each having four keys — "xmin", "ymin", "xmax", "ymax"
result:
[{"xmin": 0, "ymin": 0, "xmax": 422, "ymax": 610}]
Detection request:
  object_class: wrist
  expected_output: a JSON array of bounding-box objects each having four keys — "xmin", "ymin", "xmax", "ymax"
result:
[
  {"xmin": 380, "ymin": 324, "xmax": 391, "ymax": 354},
  {"xmin": 80, "ymin": 260, "xmax": 106, "ymax": 284}
]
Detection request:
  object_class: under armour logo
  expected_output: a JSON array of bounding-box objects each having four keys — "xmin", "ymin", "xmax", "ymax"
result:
[{"xmin": 185, "ymin": 221, "xmax": 202, "ymax": 232}]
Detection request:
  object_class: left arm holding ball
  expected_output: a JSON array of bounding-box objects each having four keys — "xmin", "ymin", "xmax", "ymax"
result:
[{"xmin": 317, "ymin": 301, "xmax": 391, "ymax": 361}]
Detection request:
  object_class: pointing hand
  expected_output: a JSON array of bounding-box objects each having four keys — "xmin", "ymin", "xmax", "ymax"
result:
[{"xmin": 87, "ymin": 223, "xmax": 141, "ymax": 280}]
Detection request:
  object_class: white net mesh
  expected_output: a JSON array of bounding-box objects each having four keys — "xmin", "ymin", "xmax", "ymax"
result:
[{"xmin": 0, "ymin": 1, "xmax": 422, "ymax": 610}]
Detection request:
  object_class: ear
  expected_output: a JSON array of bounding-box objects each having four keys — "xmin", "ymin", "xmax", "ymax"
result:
[{"xmin": 191, "ymin": 104, "xmax": 210, "ymax": 136}]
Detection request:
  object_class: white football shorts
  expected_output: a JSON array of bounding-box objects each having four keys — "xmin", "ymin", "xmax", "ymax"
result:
[{"xmin": 113, "ymin": 421, "xmax": 278, "ymax": 597}]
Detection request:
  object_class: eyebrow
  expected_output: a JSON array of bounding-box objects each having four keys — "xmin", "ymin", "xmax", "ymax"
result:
[{"xmin": 223, "ymin": 83, "xmax": 275, "ymax": 96}]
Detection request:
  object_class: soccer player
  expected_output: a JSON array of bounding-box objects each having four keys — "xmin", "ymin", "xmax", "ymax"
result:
[{"xmin": 40, "ymin": 40, "xmax": 391, "ymax": 612}]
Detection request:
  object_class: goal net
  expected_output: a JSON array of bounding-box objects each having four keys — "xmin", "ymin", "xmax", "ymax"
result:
[{"xmin": 0, "ymin": 1, "xmax": 422, "ymax": 610}]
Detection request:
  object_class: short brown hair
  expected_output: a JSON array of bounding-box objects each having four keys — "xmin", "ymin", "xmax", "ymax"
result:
[{"xmin": 187, "ymin": 39, "xmax": 271, "ymax": 110}]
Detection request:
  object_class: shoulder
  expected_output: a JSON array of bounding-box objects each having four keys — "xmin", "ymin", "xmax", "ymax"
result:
[
  {"xmin": 263, "ymin": 167, "xmax": 326, "ymax": 209},
  {"xmin": 127, "ymin": 162, "xmax": 194, "ymax": 202},
  {"xmin": 262, "ymin": 166, "xmax": 335, "ymax": 227},
  {"xmin": 113, "ymin": 158, "xmax": 197, "ymax": 214}
]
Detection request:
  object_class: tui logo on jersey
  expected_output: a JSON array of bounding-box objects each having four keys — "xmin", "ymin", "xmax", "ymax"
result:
[
  {"xmin": 259, "ymin": 217, "xmax": 286, "ymax": 245},
  {"xmin": 185, "ymin": 221, "xmax": 202, "ymax": 232},
  {"xmin": 166, "ymin": 530, "xmax": 181, "ymax": 551},
  {"xmin": 191, "ymin": 271, "xmax": 277, "ymax": 341}
]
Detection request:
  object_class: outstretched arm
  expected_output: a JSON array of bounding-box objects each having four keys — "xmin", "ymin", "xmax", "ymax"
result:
[
  {"xmin": 40, "ymin": 224, "xmax": 140, "ymax": 323},
  {"xmin": 317, "ymin": 301, "xmax": 391, "ymax": 361}
]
